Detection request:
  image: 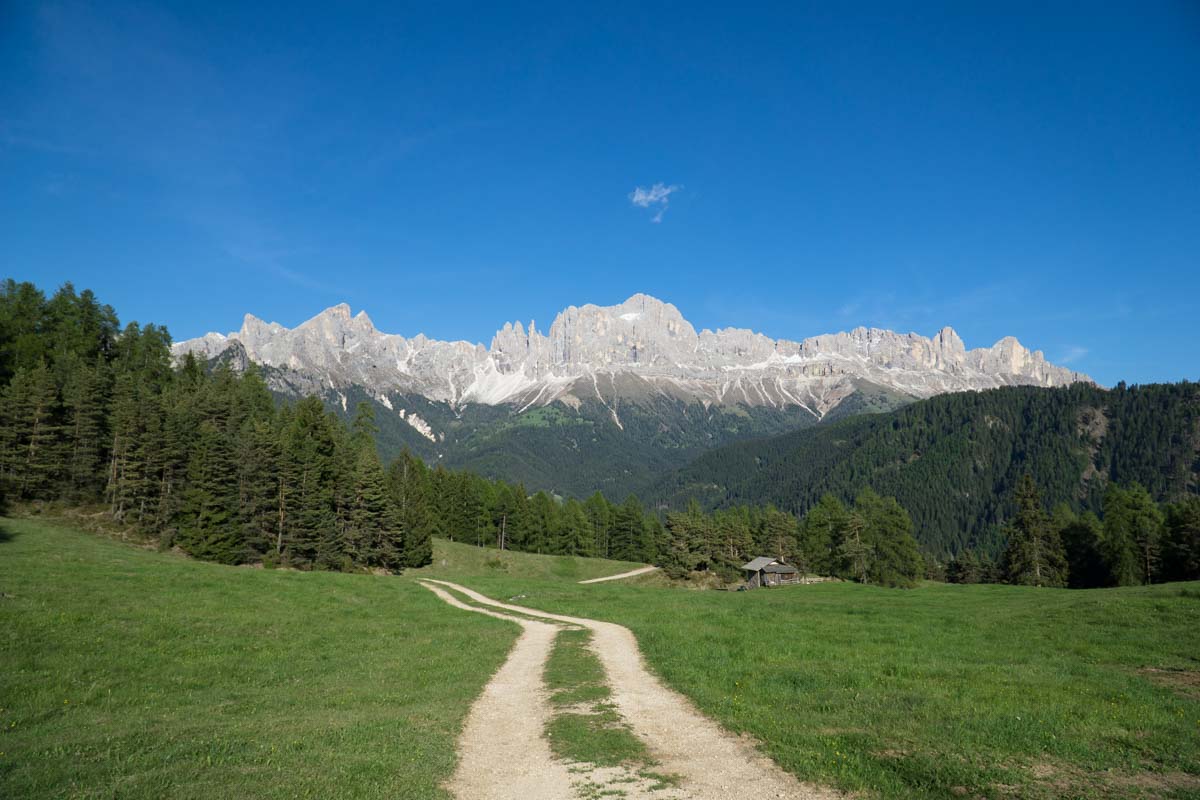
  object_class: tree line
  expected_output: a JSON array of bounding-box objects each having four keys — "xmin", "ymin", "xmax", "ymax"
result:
[
  {"xmin": 943, "ymin": 474, "xmax": 1200, "ymax": 587},
  {"xmin": 660, "ymin": 491, "xmax": 925, "ymax": 587}
]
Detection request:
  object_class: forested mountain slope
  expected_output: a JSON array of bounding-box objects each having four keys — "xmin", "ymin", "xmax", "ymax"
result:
[{"xmin": 651, "ymin": 382, "xmax": 1200, "ymax": 556}]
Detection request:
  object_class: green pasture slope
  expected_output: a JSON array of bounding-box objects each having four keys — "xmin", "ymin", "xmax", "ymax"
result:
[
  {"xmin": 4, "ymin": 521, "xmax": 1199, "ymax": 799},
  {"xmin": 447, "ymin": 566, "xmax": 1200, "ymax": 799},
  {"xmin": 0, "ymin": 518, "xmax": 526, "ymax": 800}
]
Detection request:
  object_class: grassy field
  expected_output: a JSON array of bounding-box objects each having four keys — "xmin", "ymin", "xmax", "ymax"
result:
[
  {"xmin": 5, "ymin": 520, "xmax": 1199, "ymax": 799},
  {"xmin": 0, "ymin": 517, "xmax": 524, "ymax": 800},
  {"xmin": 444, "ymin": 569, "xmax": 1200, "ymax": 799},
  {"xmin": 416, "ymin": 537, "xmax": 649, "ymax": 584}
]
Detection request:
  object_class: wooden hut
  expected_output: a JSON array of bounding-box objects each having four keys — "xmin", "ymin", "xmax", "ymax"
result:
[{"xmin": 741, "ymin": 556, "xmax": 800, "ymax": 589}]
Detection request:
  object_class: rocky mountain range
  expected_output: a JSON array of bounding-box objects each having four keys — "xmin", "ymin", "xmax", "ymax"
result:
[
  {"xmin": 175, "ymin": 292, "xmax": 1088, "ymax": 419},
  {"xmin": 174, "ymin": 293, "xmax": 1090, "ymax": 497}
]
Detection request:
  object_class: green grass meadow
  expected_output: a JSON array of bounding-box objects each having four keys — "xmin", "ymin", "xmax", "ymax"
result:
[
  {"xmin": 0, "ymin": 517, "xmax": 517, "ymax": 800},
  {"xmin": 3, "ymin": 520, "xmax": 1199, "ymax": 799}
]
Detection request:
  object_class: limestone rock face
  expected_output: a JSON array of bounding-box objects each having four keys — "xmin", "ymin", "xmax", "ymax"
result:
[{"xmin": 173, "ymin": 293, "xmax": 1091, "ymax": 415}]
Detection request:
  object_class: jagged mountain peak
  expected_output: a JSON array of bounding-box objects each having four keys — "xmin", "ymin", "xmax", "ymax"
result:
[{"xmin": 174, "ymin": 293, "xmax": 1091, "ymax": 414}]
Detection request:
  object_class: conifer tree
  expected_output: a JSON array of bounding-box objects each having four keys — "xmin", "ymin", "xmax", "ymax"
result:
[
  {"xmin": 1054, "ymin": 505, "xmax": 1109, "ymax": 588},
  {"xmin": 611, "ymin": 495, "xmax": 647, "ymax": 562},
  {"xmin": 1161, "ymin": 498, "xmax": 1200, "ymax": 582},
  {"xmin": 60, "ymin": 356, "xmax": 109, "ymax": 498},
  {"xmin": 855, "ymin": 489, "xmax": 923, "ymax": 587},
  {"xmin": 236, "ymin": 418, "xmax": 282, "ymax": 559},
  {"xmin": 836, "ymin": 511, "xmax": 871, "ymax": 583},
  {"xmin": 584, "ymin": 491, "xmax": 612, "ymax": 557},
  {"xmin": 798, "ymin": 494, "xmax": 849, "ymax": 575},
  {"xmin": 556, "ymin": 498, "xmax": 593, "ymax": 556},
  {"xmin": 757, "ymin": 505, "xmax": 798, "ymax": 563},
  {"xmin": 347, "ymin": 445, "xmax": 395, "ymax": 569},
  {"xmin": 528, "ymin": 491, "xmax": 556, "ymax": 554},
  {"xmin": 1001, "ymin": 474, "xmax": 1068, "ymax": 587},
  {"xmin": 178, "ymin": 419, "xmax": 241, "ymax": 563},
  {"xmin": 389, "ymin": 450, "xmax": 433, "ymax": 568},
  {"xmin": 280, "ymin": 397, "xmax": 338, "ymax": 566},
  {"xmin": 1102, "ymin": 482, "xmax": 1163, "ymax": 585},
  {"xmin": 0, "ymin": 361, "xmax": 65, "ymax": 498}
]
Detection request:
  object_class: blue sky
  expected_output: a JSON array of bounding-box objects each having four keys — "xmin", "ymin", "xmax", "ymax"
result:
[{"xmin": 2, "ymin": 2, "xmax": 1197, "ymax": 386}]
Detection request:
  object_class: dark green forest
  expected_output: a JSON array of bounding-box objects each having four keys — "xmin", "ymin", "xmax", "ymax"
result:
[{"xmin": 653, "ymin": 381, "xmax": 1200, "ymax": 556}]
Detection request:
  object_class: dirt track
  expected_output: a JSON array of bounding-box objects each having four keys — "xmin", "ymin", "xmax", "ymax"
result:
[
  {"xmin": 421, "ymin": 578, "xmax": 840, "ymax": 800},
  {"xmin": 577, "ymin": 565, "xmax": 660, "ymax": 584},
  {"xmin": 419, "ymin": 582, "xmax": 576, "ymax": 799}
]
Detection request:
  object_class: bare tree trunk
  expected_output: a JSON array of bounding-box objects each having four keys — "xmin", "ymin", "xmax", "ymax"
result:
[{"xmin": 276, "ymin": 480, "xmax": 285, "ymax": 556}]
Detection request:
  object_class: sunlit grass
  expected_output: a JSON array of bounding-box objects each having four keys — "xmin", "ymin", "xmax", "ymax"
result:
[
  {"xmin": 0, "ymin": 517, "xmax": 517, "ymax": 800},
  {"xmin": 446, "ymin": 569, "xmax": 1200, "ymax": 798}
]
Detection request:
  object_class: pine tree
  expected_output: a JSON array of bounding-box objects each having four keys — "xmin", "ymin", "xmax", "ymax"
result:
[
  {"xmin": 389, "ymin": 450, "xmax": 433, "ymax": 568},
  {"xmin": 584, "ymin": 491, "xmax": 612, "ymax": 557},
  {"xmin": 1161, "ymin": 498, "xmax": 1200, "ymax": 582},
  {"xmin": 1103, "ymin": 483, "xmax": 1164, "ymax": 585},
  {"xmin": 60, "ymin": 356, "xmax": 109, "ymax": 499},
  {"xmin": 855, "ymin": 489, "xmax": 923, "ymax": 587},
  {"xmin": 1054, "ymin": 505, "xmax": 1109, "ymax": 588},
  {"xmin": 798, "ymin": 494, "xmax": 849, "ymax": 575},
  {"xmin": 662, "ymin": 501, "xmax": 711, "ymax": 577},
  {"xmin": 611, "ymin": 495, "xmax": 647, "ymax": 562},
  {"xmin": 947, "ymin": 549, "xmax": 982, "ymax": 584},
  {"xmin": 836, "ymin": 511, "xmax": 871, "ymax": 583},
  {"xmin": 758, "ymin": 505, "xmax": 798, "ymax": 563},
  {"xmin": 105, "ymin": 371, "xmax": 141, "ymax": 519},
  {"xmin": 528, "ymin": 491, "xmax": 556, "ymax": 554},
  {"xmin": 713, "ymin": 506, "xmax": 754, "ymax": 569},
  {"xmin": 280, "ymin": 397, "xmax": 338, "ymax": 567},
  {"xmin": 237, "ymin": 418, "xmax": 282, "ymax": 559},
  {"xmin": 347, "ymin": 445, "xmax": 396, "ymax": 569},
  {"xmin": 0, "ymin": 362, "xmax": 65, "ymax": 498},
  {"xmin": 1001, "ymin": 474, "xmax": 1068, "ymax": 587},
  {"xmin": 556, "ymin": 498, "xmax": 593, "ymax": 556},
  {"xmin": 177, "ymin": 419, "xmax": 242, "ymax": 563}
]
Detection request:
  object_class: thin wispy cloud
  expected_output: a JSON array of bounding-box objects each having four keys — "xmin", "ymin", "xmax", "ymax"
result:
[
  {"xmin": 629, "ymin": 182, "xmax": 680, "ymax": 222},
  {"xmin": 1059, "ymin": 345, "xmax": 1089, "ymax": 364}
]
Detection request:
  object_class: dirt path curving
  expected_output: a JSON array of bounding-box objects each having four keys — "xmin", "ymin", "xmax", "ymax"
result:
[
  {"xmin": 418, "ymin": 582, "xmax": 577, "ymax": 800},
  {"xmin": 423, "ymin": 578, "xmax": 841, "ymax": 800},
  {"xmin": 578, "ymin": 565, "xmax": 660, "ymax": 584}
]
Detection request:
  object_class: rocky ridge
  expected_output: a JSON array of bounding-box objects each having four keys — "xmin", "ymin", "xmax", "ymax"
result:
[{"xmin": 174, "ymin": 293, "xmax": 1090, "ymax": 420}]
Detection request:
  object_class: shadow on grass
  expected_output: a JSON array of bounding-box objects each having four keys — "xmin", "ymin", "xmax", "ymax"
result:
[{"xmin": 0, "ymin": 520, "xmax": 17, "ymax": 544}]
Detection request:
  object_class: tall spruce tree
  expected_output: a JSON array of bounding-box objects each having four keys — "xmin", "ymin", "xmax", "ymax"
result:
[
  {"xmin": 389, "ymin": 450, "xmax": 433, "ymax": 568},
  {"xmin": 611, "ymin": 495, "xmax": 648, "ymax": 563},
  {"xmin": 1161, "ymin": 498, "xmax": 1200, "ymax": 582},
  {"xmin": 1001, "ymin": 474, "xmax": 1068, "ymax": 587},
  {"xmin": 798, "ymin": 494, "xmax": 850, "ymax": 575},
  {"xmin": 1103, "ymin": 483, "xmax": 1164, "ymax": 585},
  {"xmin": 0, "ymin": 361, "xmax": 64, "ymax": 498},
  {"xmin": 1054, "ymin": 505, "xmax": 1109, "ymax": 588}
]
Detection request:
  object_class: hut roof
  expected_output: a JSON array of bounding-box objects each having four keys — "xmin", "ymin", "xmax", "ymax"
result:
[
  {"xmin": 742, "ymin": 556, "xmax": 777, "ymax": 572},
  {"xmin": 764, "ymin": 563, "xmax": 798, "ymax": 574}
]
